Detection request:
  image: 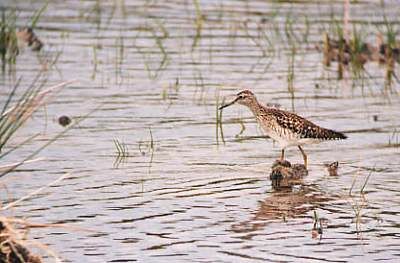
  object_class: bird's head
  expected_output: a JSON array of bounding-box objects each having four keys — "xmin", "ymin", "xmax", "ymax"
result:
[{"xmin": 219, "ymin": 90, "xmax": 257, "ymax": 110}]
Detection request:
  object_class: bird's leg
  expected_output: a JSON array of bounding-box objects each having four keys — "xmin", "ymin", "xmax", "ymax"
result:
[
  {"xmin": 298, "ymin": 146, "xmax": 308, "ymax": 168},
  {"xmin": 280, "ymin": 149, "xmax": 285, "ymax": 161}
]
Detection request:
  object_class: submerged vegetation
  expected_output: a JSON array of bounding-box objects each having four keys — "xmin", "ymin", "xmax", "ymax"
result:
[
  {"xmin": 113, "ymin": 138, "xmax": 130, "ymax": 168},
  {"xmin": 113, "ymin": 138, "xmax": 130, "ymax": 158}
]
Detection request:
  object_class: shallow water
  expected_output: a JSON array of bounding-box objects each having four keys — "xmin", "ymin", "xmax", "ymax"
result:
[{"xmin": 1, "ymin": 0, "xmax": 400, "ymax": 262}]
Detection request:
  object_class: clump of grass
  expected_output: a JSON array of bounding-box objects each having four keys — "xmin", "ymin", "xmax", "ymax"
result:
[
  {"xmin": 0, "ymin": 9, "xmax": 19, "ymax": 72},
  {"xmin": 379, "ymin": 16, "xmax": 399, "ymax": 88},
  {"xmin": 322, "ymin": 14, "xmax": 349, "ymax": 79},
  {"xmin": 349, "ymin": 25, "xmax": 369, "ymax": 78},
  {"xmin": 113, "ymin": 138, "xmax": 130, "ymax": 168},
  {"xmin": 1, "ymin": 171, "xmax": 93, "ymax": 262},
  {"xmin": 0, "ymin": 76, "xmax": 43, "ymax": 153},
  {"xmin": 0, "ymin": 218, "xmax": 44, "ymax": 262},
  {"xmin": 0, "ymin": 76, "xmax": 74, "ymax": 154},
  {"xmin": 0, "ymin": 78, "xmax": 96, "ymax": 261},
  {"xmin": 334, "ymin": 20, "xmax": 346, "ymax": 79},
  {"xmin": 323, "ymin": 8, "xmax": 400, "ymax": 87},
  {"xmin": 161, "ymin": 78, "xmax": 180, "ymax": 106},
  {"xmin": 388, "ymin": 129, "xmax": 399, "ymax": 147},
  {"xmin": 0, "ymin": 3, "xmax": 48, "ymax": 71},
  {"xmin": 323, "ymin": 20, "xmax": 372, "ymax": 82}
]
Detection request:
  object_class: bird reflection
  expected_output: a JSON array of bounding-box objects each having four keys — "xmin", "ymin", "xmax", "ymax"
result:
[{"xmin": 231, "ymin": 184, "xmax": 333, "ymax": 235}]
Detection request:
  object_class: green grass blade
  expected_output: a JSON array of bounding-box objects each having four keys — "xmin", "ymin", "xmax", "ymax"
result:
[{"xmin": 30, "ymin": 1, "xmax": 48, "ymax": 28}]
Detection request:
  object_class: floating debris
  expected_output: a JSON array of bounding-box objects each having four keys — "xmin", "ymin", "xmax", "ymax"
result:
[
  {"xmin": 270, "ymin": 159, "xmax": 308, "ymax": 189},
  {"xmin": 16, "ymin": 27, "xmax": 43, "ymax": 51},
  {"xmin": 325, "ymin": 161, "xmax": 339, "ymax": 176},
  {"xmin": 58, "ymin": 115, "xmax": 71, "ymax": 127}
]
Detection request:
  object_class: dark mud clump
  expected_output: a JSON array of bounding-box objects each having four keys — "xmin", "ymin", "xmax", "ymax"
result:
[{"xmin": 270, "ymin": 160, "xmax": 308, "ymax": 189}]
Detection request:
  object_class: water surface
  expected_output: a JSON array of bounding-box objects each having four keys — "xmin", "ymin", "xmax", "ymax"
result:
[{"xmin": 1, "ymin": 0, "xmax": 400, "ymax": 262}]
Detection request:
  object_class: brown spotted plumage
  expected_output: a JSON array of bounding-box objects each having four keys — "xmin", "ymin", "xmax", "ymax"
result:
[
  {"xmin": 265, "ymin": 108, "xmax": 347, "ymax": 141},
  {"xmin": 219, "ymin": 90, "xmax": 347, "ymax": 168}
]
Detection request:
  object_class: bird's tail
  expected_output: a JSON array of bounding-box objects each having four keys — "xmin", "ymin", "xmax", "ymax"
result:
[{"xmin": 320, "ymin": 128, "xmax": 347, "ymax": 140}]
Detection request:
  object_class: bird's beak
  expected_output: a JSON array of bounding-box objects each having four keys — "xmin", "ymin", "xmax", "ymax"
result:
[{"xmin": 219, "ymin": 97, "xmax": 239, "ymax": 110}]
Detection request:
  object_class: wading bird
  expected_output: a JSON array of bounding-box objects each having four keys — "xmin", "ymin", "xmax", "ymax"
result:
[{"xmin": 219, "ymin": 90, "xmax": 347, "ymax": 168}]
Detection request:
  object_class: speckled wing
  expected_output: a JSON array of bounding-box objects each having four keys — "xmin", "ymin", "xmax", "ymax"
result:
[{"xmin": 261, "ymin": 108, "xmax": 347, "ymax": 140}]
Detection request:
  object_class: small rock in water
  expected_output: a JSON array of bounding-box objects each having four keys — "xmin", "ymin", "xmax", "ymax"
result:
[
  {"xmin": 58, "ymin": 115, "xmax": 72, "ymax": 127},
  {"xmin": 325, "ymin": 161, "xmax": 339, "ymax": 176}
]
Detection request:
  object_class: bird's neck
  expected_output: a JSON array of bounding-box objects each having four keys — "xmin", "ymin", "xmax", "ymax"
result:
[{"xmin": 247, "ymin": 100, "xmax": 265, "ymax": 115}]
